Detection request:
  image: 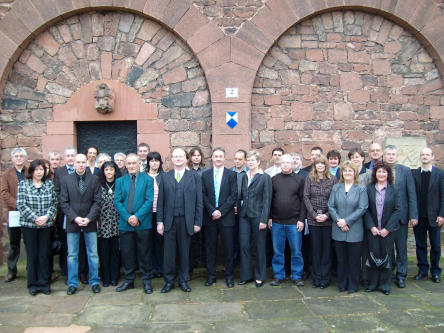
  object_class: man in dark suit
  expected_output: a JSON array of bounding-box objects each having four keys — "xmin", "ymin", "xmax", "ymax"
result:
[
  {"xmin": 384, "ymin": 145, "xmax": 418, "ymax": 288},
  {"xmin": 157, "ymin": 147, "xmax": 203, "ymax": 293},
  {"xmin": 114, "ymin": 153, "xmax": 154, "ymax": 294},
  {"xmin": 59, "ymin": 154, "xmax": 101, "ymax": 295},
  {"xmin": 411, "ymin": 147, "xmax": 444, "ymax": 283},
  {"xmin": 299, "ymin": 146, "xmax": 323, "ymax": 179},
  {"xmin": 202, "ymin": 148, "xmax": 237, "ymax": 288}
]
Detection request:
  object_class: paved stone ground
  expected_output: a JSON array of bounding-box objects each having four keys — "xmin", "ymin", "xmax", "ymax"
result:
[{"xmin": 0, "ymin": 258, "xmax": 443, "ymax": 333}]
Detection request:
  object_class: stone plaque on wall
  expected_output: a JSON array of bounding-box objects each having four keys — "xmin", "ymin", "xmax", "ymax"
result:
[{"xmin": 384, "ymin": 137, "xmax": 427, "ymax": 169}]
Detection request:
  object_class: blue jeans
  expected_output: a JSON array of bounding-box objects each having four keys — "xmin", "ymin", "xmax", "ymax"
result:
[
  {"xmin": 271, "ymin": 223, "xmax": 304, "ymax": 280},
  {"xmin": 67, "ymin": 232, "xmax": 100, "ymax": 287}
]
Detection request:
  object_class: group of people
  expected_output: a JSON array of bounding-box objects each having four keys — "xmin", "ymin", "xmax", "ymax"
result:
[{"xmin": 1, "ymin": 141, "xmax": 442, "ymax": 297}]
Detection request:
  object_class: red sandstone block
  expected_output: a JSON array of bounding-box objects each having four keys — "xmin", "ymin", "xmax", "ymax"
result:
[
  {"xmin": 251, "ymin": 95, "xmax": 264, "ymax": 106},
  {"xmin": 430, "ymin": 106, "xmax": 444, "ymax": 120},
  {"xmin": 236, "ymin": 21, "xmax": 273, "ymax": 54},
  {"xmin": 56, "ymin": 0, "xmax": 75, "ymax": 13},
  {"xmin": 213, "ymin": 134, "xmax": 250, "ymax": 158},
  {"xmin": 143, "ymin": 0, "xmax": 169, "ymax": 23},
  {"xmin": 30, "ymin": 0, "xmax": 60, "ymax": 23},
  {"xmin": 372, "ymin": 59, "xmax": 391, "ymax": 75},
  {"xmin": 306, "ymin": 49, "xmax": 324, "ymax": 61},
  {"xmin": 101, "ymin": 52, "xmax": 112, "ymax": 79},
  {"xmin": 174, "ymin": 5, "xmax": 208, "ymax": 41},
  {"xmin": 291, "ymin": 102, "xmax": 313, "ymax": 121},
  {"xmin": 333, "ymin": 102, "xmax": 353, "ymax": 121},
  {"xmin": 408, "ymin": 0, "xmax": 437, "ymax": 31},
  {"xmin": 327, "ymin": 49, "xmax": 347, "ymax": 63},
  {"xmin": 211, "ymin": 102, "xmax": 250, "ymax": 135},
  {"xmin": 137, "ymin": 119, "xmax": 164, "ymax": 133},
  {"xmin": 11, "ymin": 0, "xmax": 45, "ymax": 33},
  {"xmin": 162, "ymin": 66, "xmax": 186, "ymax": 85},
  {"xmin": 127, "ymin": 0, "xmax": 147, "ymax": 12},
  {"xmin": 390, "ymin": 94, "xmax": 409, "ymax": 104},
  {"xmin": 409, "ymin": 95, "xmax": 423, "ymax": 105},
  {"xmin": 46, "ymin": 121, "xmax": 75, "ymax": 135},
  {"xmin": 340, "ymin": 72, "xmax": 362, "ymax": 91},
  {"xmin": 251, "ymin": 5, "xmax": 286, "ymax": 41},
  {"xmin": 267, "ymin": 118, "xmax": 284, "ymax": 131},
  {"xmin": 198, "ymin": 36, "xmax": 230, "ymax": 71},
  {"xmin": 421, "ymin": 14, "xmax": 444, "ymax": 49},
  {"xmin": 188, "ymin": 20, "xmax": 224, "ymax": 54},
  {"xmin": 424, "ymin": 95, "xmax": 441, "ymax": 106},
  {"xmin": 376, "ymin": 20, "xmax": 392, "ymax": 45},
  {"xmin": 0, "ymin": 10, "xmax": 31, "ymax": 46},
  {"xmin": 348, "ymin": 90, "xmax": 370, "ymax": 103},
  {"xmin": 420, "ymin": 79, "xmax": 442, "ymax": 94},
  {"xmin": 348, "ymin": 50, "xmax": 370, "ymax": 63},
  {"xmin": 384, "ymin": 41, "xmax": 402, "ymax": 54},
  {"xmin": 42, "ymin": 135, "xmax": 76, "ymax": 157},
  {"xmin": 386, "ymin": 75, "xmax": 403, "ymax": 88},
  {"xmin": 90, "ymin": 0, "xmax": 113, "ymax": 6},
  {"xmin": 36, "ymin": 77, "xmax": 47, "ymax": 92},
  {"xmin": 231, "ymin": 36, "xmax": 264, "ymax": 71},
  {"xmin": 37, "ymin": 31, "xmax": 60, "ymax": 56},
  {"xmin": 161, "ymin": 0, "xmax": 193, "ymax": 30},
  {"xmin": 266, "ymin": 0, "xmax": 300, "ymax": 29},
  {"xmin": 27, "ymin": 54, "xmax": 46, "ymax": 74},
  {"xmin": 288, "ymin": 0, "xmax": 313, "ymax": 21},
  {"xmin": 264, "ymin": 95, "xmax": 281, "ymax": 106},
  {"xmin": 135, "ymin": 42, "xmax": 155, "ymax": 66}
]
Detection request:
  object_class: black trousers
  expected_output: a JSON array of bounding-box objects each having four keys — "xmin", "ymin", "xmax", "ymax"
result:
[
  {"xmin": 98, "ymin": 236, "xmax": 120, "ymax": 284},
  {"xmin": 334, "ymin": 240, "xmax": 362, "ymax": 291},
  {"xmin": 367, "ymin": 233, "xmax": 393, "ymax": 292},
  {"xmin": 164, "ymin": 217, "xmax": 191, "ymax": 284},
  {"xmin": 151, "ymin": 212, "xmax": 164, "ymax": 275},
  {"xmin": 120, "ymin": 229, "xmax": 153, "ymax": 283},
  {"xmin": 310, "ymin": 225, "xmax": 332, "ymax": 285},
  {"xmin": 7, "ymin": 226, "xmax": 22, "ymax": 275},
  {"xmin": 205, "ymin": 222, "xmax": 234, "ymax": 279},
  {"xmin": 22, "ymin": 227, "xmax": 51, "ymax": 291},
  {"xmin": 239, "ymin": 217, "xmax": 267, "ymax": 282},
  {"xmin": 360, "ymin": 229, "xmax": 369, "ymax": 282},
  {"xmin": 413, "ymin": 217, "xmax": 442, "ymax": 276},
  {"xmin": 302, "ymin": 231, "xmax": 312, "ymax": 275},
  {"xmin": 390, "ymin": 222, "xmax": 409, "ymax": 279},
  {"xmin": 79, "ymin": 233, "xmax": 88, "ymax": 279}
]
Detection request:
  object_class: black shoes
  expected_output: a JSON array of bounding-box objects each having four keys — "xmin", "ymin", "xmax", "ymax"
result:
[
  {"xmin": 111, "ymin": 281, "xmax": 118, "ymax": 286},
  {"xmin": 143, "ymin": 281, "xmax": 153, "ymax": 294},
  {"xmin": 29, "ymin": 288, "xmax": 37, "ymax": 296},
  {"xmin": 432, "ymin": 275, "xmax": 441, "ymax": 283},
  {"xmin": 205, "ymin": 277, "xmax": 216, "ymax": 286},
  {"xmin": 92, "ymin": 284, "xmax": 101, "ymax": 293},
  {"xmin": 397, "ymin": 278, "xmax": 406, "ymax": 288},
  {"xmin": 270, "ymin": 278, "xmax": 283, "ymax": 286},
  {"xmin": 67, "ymin": 286, "xmax": 77, "ymax": 295},
  {"xmin": 319, "ymin": 283, "xmax": 328, "ymax": 289},
  {"xmin": 365, "ymin": 287, "xmax": 376, "ymax": 292},
  {"xmin": 40, "ymin": 288, "xmax": 51, "ymax": 295},
  {"xmin": 381, "ymin": 289, "xmax": 390, "ymax": 295},
  {"xmin": 102, "ymin": 282, "xmax": 110, "ymax": 287},
  {"xmin": 226, "ymin": 279, "xmax": 234, "ymax": 288},
  {"xmin": 116, "ymin": 281, "xmax": 134, "ymax": 292},
  {"xmin": 238, "ymin": 279, "xmax": 253, "ymax": 285},
  {"xmin": 4, "ymin": 274, "xmax": 16, "ymax": 283},
  {"xmin": 161, "ymin": 282, "xmax": 175, "ymax": 293},
  {"xmin": 414, "ymin": 272, "xmax": 427, "ymax": 280},
  {"xmin": 179, "ymin": 281, "xmax": 192, "ymax": 292},
  {"xmin": 255, "ymin": 280, "xmax": 264, "ymax": 288}
]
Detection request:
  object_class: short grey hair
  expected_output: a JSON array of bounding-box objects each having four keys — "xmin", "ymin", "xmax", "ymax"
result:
[
  {"xmin": 126, "ymin": 153, "xmax": 140, "ymax": 162},
  {"xmin": 281, "ymin": 154, "xmax": 294, "ymax": 163},
  {"xmin": 97, "ymin": 153, "xmax": 111, "ymax": 162},
  {"xmin": 11, "ymin": 148, "xmax": 27, "ymax": 158},
  {"xmin": 114, "ymin": 152, "xmax": 126, "ymax": 160},
  {"xmin": 384, "ymin": 145, "xmax": 397, "ymax": 153},
  {"xmin": 48, "ymin": 151, "xmax": 61, "ymax": 158},
  {"xmin": 291, "ymin": 152, "xmax": 302, "ymax": 160},
  {"xmin": 64, "ymin": 147, "xmax": 77, "ymax": 155}
]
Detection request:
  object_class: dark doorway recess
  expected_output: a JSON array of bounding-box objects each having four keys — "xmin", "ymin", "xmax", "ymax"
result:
[{"xmin": 76, "ymin": 121, "xmax": 137, "ymax": 157}]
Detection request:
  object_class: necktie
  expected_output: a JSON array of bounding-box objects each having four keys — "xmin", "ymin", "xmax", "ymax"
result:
[
  {"xmin": 68, "ymin": 167, "xmax": 75, "ymax": 174},
  {"xmin": 214, "ymin": 168, "xmax": 221, "ymax": 207},
  {"xmin": 127, "ymin": 175, "xmax": 136, "ymax": 214},
  {"xmin": 79, "ymin": 175, "xmax": 85, "ymax": 194},
  {"xmin": 176, "ymin": 171, "xmax": 182, "ymax": 183}
]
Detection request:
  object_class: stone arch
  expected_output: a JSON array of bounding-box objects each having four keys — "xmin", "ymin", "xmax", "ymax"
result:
[
  {"xmin": 1, "ymin": 10, "xmax": 212, "ymax": 163},
  {"xmin": 251, "ymin": 9, "xmax": 444, "ymax": 166}
]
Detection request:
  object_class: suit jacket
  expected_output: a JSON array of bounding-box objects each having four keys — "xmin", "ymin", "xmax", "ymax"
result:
[
  {"xmin": 299, "ymin": 165, "xmax": 311, "ymax": 179},
  {"xmin": 157, "ymin": 169, "xmax": 203, "ymax": 236},
  {"xmin": 412, "ymin": 166, "xmax": 444, "ymax": 227},
  {"xmin": 364, "ymin": 183, "xmax": 400, "ymax": 233},
  {"xmin": 328, "ymin": 183, "xmax": 368, "ymax": 242},
  {"xmin": 201, "ymin": 168, "xmax": 237, "ymax": 227},
  {"xmin": 114, "ymin": 172, "xmax": 153, "ymax": 231},
  {"xmin": 393, "ymin": 164, "xmax": 418, "ymax": 224},
  {"xmin": 59, "ymin": 172, "xmax": 101, "ymax": 233},
  {"xmin": 239, "ymin": 172, "xmax": 272, "ymax": 223},
  {"xmin": 1, "ymin": 166, "xmax": 28, "ymax": 211},
  {"xmin": 54, "ymin": 165, "xmax": 72, "ymax": 195}
]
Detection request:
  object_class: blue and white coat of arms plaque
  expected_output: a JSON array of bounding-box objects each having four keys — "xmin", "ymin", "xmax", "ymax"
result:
[{"xmin": 226, "ymin": 111, "xmax": 238, "ymax": 128}]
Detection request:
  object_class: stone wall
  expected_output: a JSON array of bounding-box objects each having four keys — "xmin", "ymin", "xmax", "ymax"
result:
[
  {"xmin": 252, "ymin": 10, "xmax": 444, "ymax": 165},
  {"xmin": 1, "ymin": 11, "xmax": 211, "ymax": 168}
]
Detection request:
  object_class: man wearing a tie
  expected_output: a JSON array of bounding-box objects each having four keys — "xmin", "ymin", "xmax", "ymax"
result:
[
  {"xmin": 59, "ymin": 154, "xmax": 101, "ymax": 295},
  {"xmin": 201, "ymin": 148, "xmax": 238, "ymax": 288},
  {"xmin": 114, "ymin": 154, "xmax": 154, "ymax": 294},
  {"xmin": 157, "ymin": 148, "xmax": 203, "ymax": 293}
]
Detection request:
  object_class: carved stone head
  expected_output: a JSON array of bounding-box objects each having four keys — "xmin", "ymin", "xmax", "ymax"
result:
[{"xmin": 94, "ymin": 83, "xmax": 114, "ymax": 114}]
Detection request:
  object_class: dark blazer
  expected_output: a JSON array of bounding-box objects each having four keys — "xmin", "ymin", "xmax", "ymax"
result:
[
  {"xmin": 201, "ymin": 168, "xmax": 237, "ymax": 227},
  {"xmin": 328, "ymin": 183, "xmax": 368, "ymax": 242},
  {"xmin": 365, "ymin": 183, "xmax": 400, "ymax": 232},
  {"xmin": 412, "ymin": 166, "xmax": 444, "ymax": 227},
  {"xmin": 393, "ymin": 164, "xmax": 418, "ymax": 224},
  {"xmin": 59, "ymin": 172, "xmax": 101, "ymax": 233},
  {"xmin": 299, "ymin": 165, "xmax": 311, "ymax": 179},
  {"xmin": 157, "ymin": 169, "xmax": 203, "ymax": 236},
  {"xmin": 114, "ymin": 172, "xmax": 154, "ymax": 231},
  {"xmin": 54, "ymin": 165, "xmax": 73, "ymax": 195},
  {"xmin": 239, "ymin": 172, "xmax": 272, "ymax": 223}
]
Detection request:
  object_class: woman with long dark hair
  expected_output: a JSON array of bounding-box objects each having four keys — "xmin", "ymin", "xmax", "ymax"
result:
[
  {"xmin": 146, "ymin": 151, "xmax": 164, "ymax": 277},
  {"xmin": 17, "ymin": 159, "xmax": 58, "ymax": 295},
  {"xmin": 97, "ymin": 161, "xmax": 122, "ymax": 287},
  {"xmin": 364, "ymin": 162, "xmax": 400, "ymax": 295}
]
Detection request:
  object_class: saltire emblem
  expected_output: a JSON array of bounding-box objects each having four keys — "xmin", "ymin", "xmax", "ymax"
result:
[{"xmin": 226, "ymin": 111, "xmax": 238, "ymax": 128}]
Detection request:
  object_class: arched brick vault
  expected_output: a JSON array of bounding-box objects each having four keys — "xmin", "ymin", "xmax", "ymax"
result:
[{"xmin": 1, "ymin": 0, "xmax": 444, "ymax": 162}]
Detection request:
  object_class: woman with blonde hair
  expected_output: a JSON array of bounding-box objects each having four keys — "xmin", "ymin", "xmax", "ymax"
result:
[
  {"xmin": 304, "ymin": 155, "xmax": 338, "ymax": 289},
  {"xmin": 328, "ymin": 160, "xmax": 368, "ymax": 293}
]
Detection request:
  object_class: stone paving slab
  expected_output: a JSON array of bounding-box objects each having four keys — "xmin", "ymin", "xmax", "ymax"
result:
[
  {"xmin": 77, "ymin": 304, "xmax": 152, "ymax": 328},
  {"xmin": 214, "ymin": 318, "xmax": 330, "ymax": 333},
  {"xmin": 305, "ymin": 294, "xmax": 381, "ymax": 316},
  {"xmin": 244, "ymin": 299, "xmax": 311, "ymax": 320}
]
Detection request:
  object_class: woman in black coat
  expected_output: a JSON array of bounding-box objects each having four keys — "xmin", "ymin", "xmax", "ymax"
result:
[{"xmin": 364, "ymin": 162, "xmax": 400, "ymax": 295}]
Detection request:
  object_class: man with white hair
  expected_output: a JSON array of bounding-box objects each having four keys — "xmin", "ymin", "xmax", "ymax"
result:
[
  {"xmin": 47, "ymin": 151, "xmax": 62, "ymax": 181},
  {"xmin": 268, "ymin": 154, "xmax": 306, "ymax": 286},
  {"xmin": 96, "ymin": 153, "xmax": 111, "ymax": 169},
  {"xmin": 114, "ymin": 152, "xmax": 127, "ymax": 174},
  {"xmin": 1, "ymin": 148, "xmax": 28, "ymax": 282}
]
